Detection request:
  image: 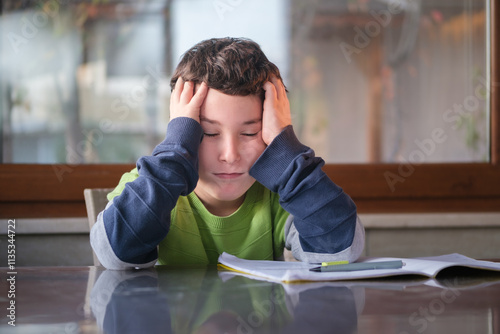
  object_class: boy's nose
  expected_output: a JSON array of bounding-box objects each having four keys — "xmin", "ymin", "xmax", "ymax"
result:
[{"xmin": 219, "ymin": 137, "xmax": 240, "ymax": 164}]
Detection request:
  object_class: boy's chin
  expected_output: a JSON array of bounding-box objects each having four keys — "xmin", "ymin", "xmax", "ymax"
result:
[
  {"xmin": 213, "ymin": 184, "xmax": 253, "ymax": 202},
  {"xmin": 196, "ymin": 178, "xmax": 255, "ymax": 202},
  {"xmin": 214, "ymin": 188, "xmax": 248, "ymax": 202}
]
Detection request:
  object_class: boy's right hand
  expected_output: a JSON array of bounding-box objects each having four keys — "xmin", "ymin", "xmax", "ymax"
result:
[{"xmin": 170, "ymin": 77, "xmax": 208, "ymax": 123}]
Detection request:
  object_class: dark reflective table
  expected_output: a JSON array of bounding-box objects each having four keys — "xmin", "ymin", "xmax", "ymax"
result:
[{"xmin": 1, "ymin": 265, "xmax": 500, "ymax": 333}]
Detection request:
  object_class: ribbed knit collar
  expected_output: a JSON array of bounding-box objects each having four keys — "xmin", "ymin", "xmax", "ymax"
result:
[{"xmin": 187, "ymin": 182, "xmax": 262, "ymax": 230}]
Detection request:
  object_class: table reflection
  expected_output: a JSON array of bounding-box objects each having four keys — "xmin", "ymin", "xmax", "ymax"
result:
[
  {"xmin": 2, "ymin": 265, "xmax": 500, "ymax": 333},
  {"xmin": 90, "ymin": 267, "xmax": 362, "ymax": 334}
]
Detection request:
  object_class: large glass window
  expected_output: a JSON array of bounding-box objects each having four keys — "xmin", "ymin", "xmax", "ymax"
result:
[
  {"xmin": 0, "ymin": 0, "xmax": 490, "ymax": 164},
  {"xmin": 1, "ymin": 1, "xmax": 171, "ymax": 164},
  {"xmin": 290, "ymin": 0, "xmax": 489, "ymax": 163}
]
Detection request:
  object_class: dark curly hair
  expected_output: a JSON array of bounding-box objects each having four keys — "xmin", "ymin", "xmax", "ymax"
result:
[{"xmin": 170, "ymin": 37, "xmax": 284, "ymax": 99}]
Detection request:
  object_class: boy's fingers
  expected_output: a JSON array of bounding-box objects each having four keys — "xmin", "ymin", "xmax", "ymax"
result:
[
  {"xmin": 173, "ymin": 77, "xmax": 184, "ymax": 101},
  {"xmin": 270, "ymin": 76, "xmax": 280, "ymax": 99},
  {"xmin": 271, "ymin": 76, "xmax": 285, "ymax": 100},
  {"xmin": 190, "ymin": 82, "xmax": 208, "ymax": 108},
  {"xmin": 263, "ymin": 81, "xmax": 277, "ymax": 101},
  {"xmin": 180, "ymin": 81, "xmax": 194, "ymax": 104}
]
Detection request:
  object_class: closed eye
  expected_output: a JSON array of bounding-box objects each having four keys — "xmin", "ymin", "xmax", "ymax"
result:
[
  {"xmin": 204, "ymin": 133, "xmax": 219, "ymax": 137},
  {"xmin": 242, "ymin": 130, "xmax": 261, "ymax": 137}
]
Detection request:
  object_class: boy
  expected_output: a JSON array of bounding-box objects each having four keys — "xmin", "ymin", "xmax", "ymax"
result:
[{"xmin": 90, "ymin": 37, "xmax": 364, "ymax": 269}]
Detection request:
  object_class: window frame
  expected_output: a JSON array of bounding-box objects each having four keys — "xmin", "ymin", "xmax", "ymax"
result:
[{"xmin": 1, "ymin": 1, "xmax": 499, "ymax": 218}]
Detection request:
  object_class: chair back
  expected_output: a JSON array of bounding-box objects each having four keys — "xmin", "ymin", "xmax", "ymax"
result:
[{"xmin": 84, "ymin": 188, "xmax": 113, "ymax": 266}]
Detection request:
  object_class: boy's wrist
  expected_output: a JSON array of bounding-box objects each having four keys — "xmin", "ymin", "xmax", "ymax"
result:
[
  {"xmin": 250, "ymin": 125, "xmax": 313, "ymax": 190},
  {"xmin": 153, "ymin": 117, "xmax": 203, "ymax": 156}
]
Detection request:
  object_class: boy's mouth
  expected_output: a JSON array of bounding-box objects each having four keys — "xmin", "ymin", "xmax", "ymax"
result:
[{"xmin": 214, "ymin": 173, "xmax": 244, "ymax": 179}]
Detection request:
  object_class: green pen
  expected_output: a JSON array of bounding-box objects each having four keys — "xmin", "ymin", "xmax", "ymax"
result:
[
  {"xmin": 310, "ymin": 260, "xmax": 404, "ymax": 272},
  {"xmin": 321, "ymin": 260, "xmax": 349, "ymax": 266}
]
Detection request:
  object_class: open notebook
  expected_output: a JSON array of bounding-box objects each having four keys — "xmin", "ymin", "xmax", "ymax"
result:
[{"xmin": 217, "ymin": 252, "xmax": 500, "ymax": 283}]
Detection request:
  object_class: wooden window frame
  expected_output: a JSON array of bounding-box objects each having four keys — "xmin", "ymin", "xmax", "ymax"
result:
[{"xmin": 1, "ymin": 1, "xmax": 499, "ymax": 218}]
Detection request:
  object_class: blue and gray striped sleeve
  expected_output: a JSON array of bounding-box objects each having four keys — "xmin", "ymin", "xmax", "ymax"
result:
[
  {"xmin": 250, "ymin": 125, "xmax": 365, "ymax": 262},
  {"xmin": 91, "ymin": 117, "xmax": 203, "ymax": 269}
]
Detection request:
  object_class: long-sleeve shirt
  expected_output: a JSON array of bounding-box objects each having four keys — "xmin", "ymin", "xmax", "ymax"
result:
[{"xmin": 90, "ymin": 117, "xmax": 364, "ymax": 269}]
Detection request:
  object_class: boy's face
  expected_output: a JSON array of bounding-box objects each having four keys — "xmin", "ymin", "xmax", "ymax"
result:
[{"xmin": 195, "ymin": 88, "xmax": 266, "ymax": 215}]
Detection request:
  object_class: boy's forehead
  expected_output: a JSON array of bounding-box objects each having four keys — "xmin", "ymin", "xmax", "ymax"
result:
[
  {"xmin": 200, "ymin": 89, "xmax": 263, "ymax": 123},
  {"xmin": 203, "ymin": 88, "xmax": 262, "ymax": 103},
  {"xmin": 200, "ymin": 116, "xmax": 262, "ymax": 125}
]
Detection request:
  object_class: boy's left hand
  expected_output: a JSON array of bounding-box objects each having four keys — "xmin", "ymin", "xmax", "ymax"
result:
[{"xmin": 262, "ymin": 76, "xmax": 292, "ymax": 145}]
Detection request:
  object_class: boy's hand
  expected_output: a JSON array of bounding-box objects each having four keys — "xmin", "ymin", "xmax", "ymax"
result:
[
  {"xmin": 262, "ymin": 76, "xmax": 291, "ymax": 145},
  {"xmin": 170, "ymin": 77, "xmax": 208, "ymax": 123}
]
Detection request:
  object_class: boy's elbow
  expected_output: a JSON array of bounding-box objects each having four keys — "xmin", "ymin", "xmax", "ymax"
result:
[
  {"xmin": 90, "ymin": 211, "xmax": 157, "ymax": 270},
  {"xmin": 348, "ymin": 216, "xmax": 365, "ymax": 262},
  {"xmin": 285, "ymin": 215, "xmax": 365, "ymax": 263}
]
